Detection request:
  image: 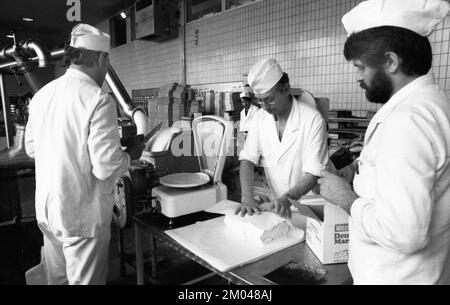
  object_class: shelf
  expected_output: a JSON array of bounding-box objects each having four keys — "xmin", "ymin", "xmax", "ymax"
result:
[
  {"xmin": 328, "ymin": 118, "xmax": 371, "ymax": 123},
  {"xmin": 329, "ymin": 128, "xmax": 366, "ymax": 135}
]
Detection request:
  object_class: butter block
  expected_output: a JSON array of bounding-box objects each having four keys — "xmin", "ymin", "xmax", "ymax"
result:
[{"xmin": 224, "ymin": 211, "xmax": 292, "ymax": 245}]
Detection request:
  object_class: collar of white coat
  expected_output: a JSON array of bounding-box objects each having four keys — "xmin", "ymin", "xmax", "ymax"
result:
[
  {"xmin": 66, "ymin": 66, "xmax": 100, "ymax": 88},
  {"xmin": 270, "ymin": 96, "xmax": 301, "ymax": 162},
  {"xmin": 261, "ymin": 97, "xmax": 300, "ymax": 131},
  {"xmin": 241, "ymin": 104, "xmax": 258, "ymax": 117},
  {"xmin": 370, "ymin": 73, "xmax": 436, "ymax": 124},
  {"xmin": 284, "ymin": 95, "xmax": 301, "ymax": 132}
]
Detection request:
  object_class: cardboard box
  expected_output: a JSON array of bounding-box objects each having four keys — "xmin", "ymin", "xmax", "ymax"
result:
[{"xmin": 291, "ymin": 196, "xmax": 349, "ymax": 264}]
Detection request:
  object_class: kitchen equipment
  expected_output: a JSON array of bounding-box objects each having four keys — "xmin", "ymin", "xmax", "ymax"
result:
[
  {"xmin": 152, "ymin": 115, "xmax": 233, "ymax": 223},
  {"xmin": 160, "ymin": 172, "xmax": 210, "ymax": 188},
  {"xmin": 112, "ymin": 126, "xmax": 182, "ymax": 229}
]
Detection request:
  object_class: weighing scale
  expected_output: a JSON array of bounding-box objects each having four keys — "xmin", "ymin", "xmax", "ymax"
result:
[{"xmin": 152, "ymin": 115, "xmax": 233, "ymax": 223}]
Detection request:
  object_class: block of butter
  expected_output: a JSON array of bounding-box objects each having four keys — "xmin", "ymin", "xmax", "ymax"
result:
[{"xmin": 223, "ymin": 211, "xmax": 294, "ymax": 245}]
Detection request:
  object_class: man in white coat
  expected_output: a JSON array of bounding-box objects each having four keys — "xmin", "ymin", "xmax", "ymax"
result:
[
  {"xmin": 318, "ymin": 0, "xmax": 450, "ymax": 284},
  {"xmin": 239, "ymin": 85, "xmax": 259, "ymax": 133},
  {"xmin": 235, "ymin": 59, "xmax": 328, "ymax": 218},
  {"xmin": 25, "ymin": 24, "xmax": 144, "ymax": 284}
]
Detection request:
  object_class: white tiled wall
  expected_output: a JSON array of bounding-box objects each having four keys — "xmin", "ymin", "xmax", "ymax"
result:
[
  {"xmin": 96, "ymin": 19, "xmax": 181, "ymax": 96},
  {"xmin": 105, "ymin": 0, "xmax": 450, "ymax": 112}
]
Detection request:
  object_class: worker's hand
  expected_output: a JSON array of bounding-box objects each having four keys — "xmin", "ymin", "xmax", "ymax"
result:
[
  {"xmin": 235, "ymin": 197, "xmax": 261, "ymax": 217},
  {"xmin": 272, "ymin": 195, "xmax": 292, "ymax": 219},
  {"xmin": 318, "ymin": 170, "xmax": 358, "ymax": 214},
  {"xmin": 259, "ymin": 201, "xmax": 275, "ymax": 212},
  {"xmin": 125, "ymin": 135, "xmax": 145, "ymax": 160}
]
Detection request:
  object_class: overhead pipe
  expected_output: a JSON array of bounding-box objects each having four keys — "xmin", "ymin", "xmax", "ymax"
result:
[
  {"xmin": 1, "ymin": 46, "xmax": 150, "ymax": 133},
  {"xmin": 21, "ymin": 40, "xmax": 51, "ymax": 68},
  {"xmin": 105, "ymin": 62, "xmax": 135, "ymax": 116},
  {"xmin": 105, "ymin": 63, "xmax": 149, "ymax": 135},
  {"xmin": 0, "ymin": 44, "xmax": 155, "ymax": 172},
  {"xmin": 1, "ymin": 47, "xmax": 140, "ymax": 116},
  {"xmin": 0, "ymin": 40, "xmax": 50, "ymax": 68},
  {"xmin": 0, "ymin": 73, "xmax": 14, "ymax": 147},
  {"xmin": 0, "ymin": 49, "xmax": 64, "ymax": 71}
]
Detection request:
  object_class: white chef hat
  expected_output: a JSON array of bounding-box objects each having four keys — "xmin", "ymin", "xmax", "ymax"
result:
[
  {"xmin": 342, "ymin": 0, "xmax": 450, "ymax": 37},
  {"xmin": 248, "ymin": 59, "xmax": 284, "ymax": 95},
  {"xmin": 239, "ymin": 86, "xmax": 254, "ymax": 99},
  {"xmin": 70, "ymin": 23, "xmax": 111, "ymax": 53}
]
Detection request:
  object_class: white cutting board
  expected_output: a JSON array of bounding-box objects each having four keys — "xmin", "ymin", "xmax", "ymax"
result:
[{"xmin": 165, "ymin": 204, "xmax": 305, "ymax": 272}]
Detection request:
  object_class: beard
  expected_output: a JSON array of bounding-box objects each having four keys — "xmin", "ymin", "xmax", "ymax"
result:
[{"xmin": 360, "ymin": 70, "xmax": 393, "ymax": 104}]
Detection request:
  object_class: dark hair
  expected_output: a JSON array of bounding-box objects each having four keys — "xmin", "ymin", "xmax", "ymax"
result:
[
  {"xmin": 343, "ymin": 26, "xmax": 432, "ymax": 76},
  {"xmin": 63, "ymin": 45, "xmax": 102, "ymax": 67},
  {"xmin": 275, "ymin": 72, "xmax": 290, "ymax": 91}
]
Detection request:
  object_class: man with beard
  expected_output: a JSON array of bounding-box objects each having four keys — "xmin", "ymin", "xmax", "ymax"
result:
[
  {"xmin": 318, "ymin": 0, "xmax": 450, "ymax": 284},
  {"xmin": 235, "ymin": 59, "xmax": 328, "ymax": 219}
]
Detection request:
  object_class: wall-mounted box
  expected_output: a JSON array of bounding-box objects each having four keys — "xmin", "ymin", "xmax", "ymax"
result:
[{"xmin": 134, "ymin": 0, "xmax": 178, "ymax": 42}]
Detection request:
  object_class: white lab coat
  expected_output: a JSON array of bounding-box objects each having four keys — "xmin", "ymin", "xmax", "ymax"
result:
[
  {"xmin": 239, "ymin": 104, "xmax": 259, "ymax": 132},
  {"xmin": 25, "ymin": 68, "xmax": 130, "ymax": 238},
  {"xmin": 239, "ymin": 97, "xmax": 328, "ymax": 199},
  {"xmin": 349, "ymin": 73, "xmax": 450, "ymax": 284}
]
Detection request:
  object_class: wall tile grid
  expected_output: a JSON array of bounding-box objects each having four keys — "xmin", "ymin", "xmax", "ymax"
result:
[
  {"xmin": 106, "ymin": 0, "xmax": 450, "ymax": 114},
  {"xmin": 109, "ymin": 38, "xmax": 181, "ymax": 96}
]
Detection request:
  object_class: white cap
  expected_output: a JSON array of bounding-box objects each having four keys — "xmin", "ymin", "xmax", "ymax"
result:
[
  {"xmin": 342, "ymin": 0, "xmax": 450, "ymax": 37},
  {"xmin": 239, "ymin": 86, "xmax": 254, "ymax": 99},
  {"xmin": 248, "ymin": 59, "xmax": 284, "ymax": 95},
  {"xmin": 70, "ymin": 23, "xmax": 111, "ymax": 53}
]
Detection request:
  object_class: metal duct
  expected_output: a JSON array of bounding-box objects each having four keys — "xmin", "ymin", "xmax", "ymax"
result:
[
  {"xmin": 21, "ymin": 40, "xmax": 50, "ymax": 68},
  {"xmin": 105, "ymin": 63, "xmax": 149, "ymax": 134},
  {"xmin": 0, "ymin": 40, "xmax": 50, "ymax": 68},
  {"xmin": 1, "ymin": 47, "xmax": 147, "ymax": 129},
  {"xmin": 0, "ymin": 49, "xmax": 64, "ymax": 70},
  {"xmin": 1, "ymin": 48, "xmax": 140, "ymax": 117},
  {"xmin": 0, "ymin": 45, "xmax": 152, "ymax": 171},
  {"xmin": 105, "ymin": 63, "xmax": 135, "ymax": 117}
]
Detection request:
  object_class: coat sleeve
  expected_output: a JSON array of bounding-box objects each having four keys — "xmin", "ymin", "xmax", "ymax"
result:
[
  {"xmin": 87, "ymin": 93, "xmax": 130, "ymax": 181},
  {"xmin": 25, "ymin": 99, "xmax": 35, "ymax": 158},
  {"xmin": 302, "ymin": 112, "xmax": 328, "ymax": 177},
  {"xmin": 238, "ymin": 111, "xmax": 260, "ymax": 165},
  {"xmin": 350, "ymin": 110, "xmax": 440, "ymax": 254}
]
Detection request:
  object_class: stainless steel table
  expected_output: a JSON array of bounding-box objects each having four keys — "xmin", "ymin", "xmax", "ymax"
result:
[{"xmin": 133, "ymin": 211, "xmax": 352, "ymax": 285}]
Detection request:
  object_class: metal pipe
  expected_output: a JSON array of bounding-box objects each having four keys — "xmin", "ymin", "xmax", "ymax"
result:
[
  {"xmin": 1, "ymin": 48, "xmax": 139, "ymax": 116},
  {"xmin": 0, "ymin": 73, "xmax": 13, "ymax": 147},
  {"xmin": 105, "ymin": 63, "xmax": 150, "ymax": 134},
  {"xmin": 0, "ymin": 40, "xmax": 50, "ymax": 69},
  {"xmin": 0, "ymin": 48, "xmax": 63, "ymax": 71},
  {"xmin": 22, "ymin": 40, "xmax": 51, "ymax": 68},
  {"xmin": 1, "ymin": 47, "xmax": 149, "ymax": 133},
  {"xmin": 0, "ymin": 46, "xmax": 16, "ymax": 59},
  {"xmin": 105, "ymin": 63, "xmax": 135, "ymax": 117},
  {"xmin": 23, "ymin": 66, "xmax": 55, "ymax": 94},
  {"xmin": 180, "ymin": 0, "xmax": 186, "ymax": 85}
]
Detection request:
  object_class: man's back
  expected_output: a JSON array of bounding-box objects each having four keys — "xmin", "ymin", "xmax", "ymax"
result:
[{"xmin": 26, "ymin": 68, "xmax": 129, "ymax": 238}]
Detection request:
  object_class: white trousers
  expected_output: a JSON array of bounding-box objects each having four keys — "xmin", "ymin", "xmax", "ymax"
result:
[{"xmin": 39, "ymin": 223, "xmax": 111, "ymax": 285}]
